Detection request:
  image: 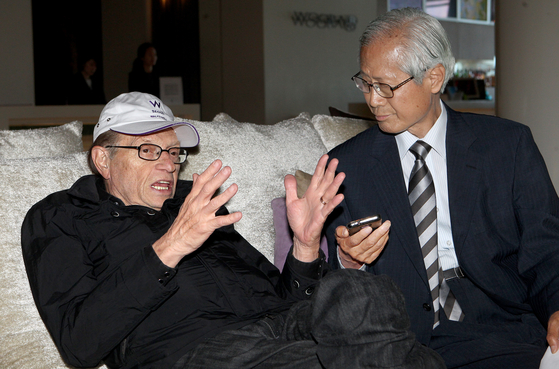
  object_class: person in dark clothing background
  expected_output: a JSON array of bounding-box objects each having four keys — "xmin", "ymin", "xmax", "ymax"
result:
[
  {"xmin": 21, "ymin": 92, "xmax": 444, "ymax": 368},
  {"xmin": 67, "ymin": 56, "xmax": 106, "ymax": 105},
  {"xmin": 128, "ymin": 42, "xmax": 160, "ymax": 97}
]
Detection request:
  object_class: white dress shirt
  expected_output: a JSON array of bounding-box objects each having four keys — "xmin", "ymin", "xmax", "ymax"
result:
[{"xmin": 395, "ymin": 101, "xmax": 459, "ymax": 271}]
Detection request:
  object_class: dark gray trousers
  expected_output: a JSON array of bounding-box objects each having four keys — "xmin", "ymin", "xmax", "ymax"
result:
[
  {"xmin": 430, "ymin": 275, "xmax": 547, "ymax": 369},
  {"xmin": 173, "ymin": 269, "xmax": 445, "ymax": 369}
]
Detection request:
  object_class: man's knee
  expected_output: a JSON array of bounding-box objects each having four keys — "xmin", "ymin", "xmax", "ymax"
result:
[
  {"xmin": 312, "ymin": 269, "xmax": 410, "ymax": 333},
  {"xmin": 310, "ymin": 270, "xmax": 445, "ymax": 368}
]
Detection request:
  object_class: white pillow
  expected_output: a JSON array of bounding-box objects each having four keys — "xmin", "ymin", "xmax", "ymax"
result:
[
  {"xmin": 0, "ymin": 152, "xmax": 105, "ymax": 369},
  {"xmin": 178, "ymin": 113, "xmax": 328, "ymax": 261},
  {"xmin": 311, "ymin": 114, "xmax": 377, "ymax": 151},
  {"xmin": 0, "ymin": 121, "xmax": 84, "ymax": 160}
]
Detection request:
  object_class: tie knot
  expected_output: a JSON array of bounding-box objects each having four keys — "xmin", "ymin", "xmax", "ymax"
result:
[{"xmin": 410, "ymin": 140, "xmax": 432, "ymax": 161}]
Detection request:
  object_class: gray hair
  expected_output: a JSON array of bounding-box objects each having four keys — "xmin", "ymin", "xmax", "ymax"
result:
[
  {"xmin": 87, "ymin": 130, "xmax": 122, "ymax": 177},
  {"xmin": 360, "ymin": 7, "xmax": 455, "ymax": 92}
]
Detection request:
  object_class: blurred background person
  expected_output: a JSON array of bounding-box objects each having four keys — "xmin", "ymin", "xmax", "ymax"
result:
[
  {"xmin": 128, "ymin": 42, "xmax": 160, "ymax": 97},
  {"xmin": 67, "ymin": 56, "xmax": 106, "ymax": 105}
]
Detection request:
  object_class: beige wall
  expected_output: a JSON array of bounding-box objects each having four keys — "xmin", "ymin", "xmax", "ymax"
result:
[
  {"xmin": 263, "ymin": 0, "xmax": 377, "ymax": 124},
  {"xmin": 496, "ymin": 0, "xmax": 559, "ymax": 189},
  {"xmin": 101, "ymin": 0, "xmax": 152, "ymax": 101},
  {"xmin": 0, "ymin": 0, "xmax": 34, "ymax": 106},
  {"xmin": 218, "ymin": 0, "xmax": 265, "ymax": 124},
  {"xmin": 199, "ymin": 0, "xmax": 224, "ymax": 121},
  {"xmin": 199, "ymin": 0, "xmax": 380, "ymax": 124},
  {"xmin": 441, "ymin": 20, "xmax": 494, "ymax": 60},
  {"xmin": 199, "ymin": 0, "xmax": 267, "ymax": 123}
]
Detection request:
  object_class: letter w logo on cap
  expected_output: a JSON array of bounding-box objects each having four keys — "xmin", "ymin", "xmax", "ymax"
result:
[{"xmin": 149, "ymin": 100, "xmax": 161, "ymax": 108}]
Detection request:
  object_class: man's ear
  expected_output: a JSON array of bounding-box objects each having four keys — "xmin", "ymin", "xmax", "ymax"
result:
[
  {"xmin": 429, "ymin": 63, "xmax": 446, "ymax": 94},
  {"xmin": 91, "ymin": 146, "xmax": 111, "ymax": 179}
]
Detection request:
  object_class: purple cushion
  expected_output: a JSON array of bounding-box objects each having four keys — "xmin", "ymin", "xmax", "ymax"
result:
[{"xmin": 271, "ymin": 197, "xmax": 328, "ymax": 271}]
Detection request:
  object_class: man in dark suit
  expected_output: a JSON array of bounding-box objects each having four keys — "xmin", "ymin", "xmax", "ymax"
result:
[{"xmin": 324, "ymin": 7, "xmax": 559, "ymax": 368}]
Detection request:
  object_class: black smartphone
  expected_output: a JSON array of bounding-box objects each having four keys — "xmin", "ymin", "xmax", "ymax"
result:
[{"xmin": 346, "ymin": 215, "xmax": 382, "ymax": 236}]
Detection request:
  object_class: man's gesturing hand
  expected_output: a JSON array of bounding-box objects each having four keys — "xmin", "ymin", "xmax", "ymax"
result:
[
  {"xmin": 285, "ymin": 155, "xmax": 345, "ymax": 263},
  {"xmin": 153, "ymin": 160, "xmax": 242, "ymax": 267}
]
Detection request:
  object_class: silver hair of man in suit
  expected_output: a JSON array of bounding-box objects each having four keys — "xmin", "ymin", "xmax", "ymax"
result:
[{"xmin": 359, "ymin": 7, "xmax": 455, "ymax": 93}]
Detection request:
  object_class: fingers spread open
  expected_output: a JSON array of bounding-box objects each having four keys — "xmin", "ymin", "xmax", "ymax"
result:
[{"xmin": 301, "ymin": 155, "xmax": 345, "ymax": 214}]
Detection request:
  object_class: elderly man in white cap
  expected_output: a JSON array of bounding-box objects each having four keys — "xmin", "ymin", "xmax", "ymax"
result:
[{"xmin": 22, "ymin": 92, "xmax": 444, "ymax": 369}]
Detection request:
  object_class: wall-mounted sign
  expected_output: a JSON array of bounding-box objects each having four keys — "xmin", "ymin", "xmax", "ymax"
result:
[
  {"xmin": 159, "ymin": 77, "xmax": 183, "ymax": 105},
  {"xmin": 291, "ymin": 12, "xmax": 358, "ymax": 32}
]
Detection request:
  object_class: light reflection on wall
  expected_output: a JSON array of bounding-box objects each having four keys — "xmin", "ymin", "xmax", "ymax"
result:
[
  {"xmin": 425, "ymin": 0, "xmax": 455, "ymax": 18},
  {"xmin": 389, "ymin": 0, "xmax": 423, "ymax": 11}
]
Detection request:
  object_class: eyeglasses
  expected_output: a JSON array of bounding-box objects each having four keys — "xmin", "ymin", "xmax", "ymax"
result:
[
  {"xmin": 351, "ymin": 73, "xmax": 414, "ymax": 98},
  {"xmin": 106, "ymin": 144, "xmax": 188, "ymax": 164}
]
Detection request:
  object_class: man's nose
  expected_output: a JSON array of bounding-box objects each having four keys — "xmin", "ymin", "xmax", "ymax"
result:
[
  {"xmin": 158, "ymin": 151, "xmax": 177, "ymax": 171},
  {"xmin": 366, "ymin": 90, "xmax": 386, "ymax": 108}
]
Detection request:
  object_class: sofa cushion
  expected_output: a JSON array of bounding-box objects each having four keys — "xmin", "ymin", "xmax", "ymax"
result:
[
  {"xmin": 178, "ymin": 113, "xmax": 328, "ymax": 262},
  {"xmin": 0, "ymin": 152, "xmax": 102, "ymax": 369},
  {"xmin": 311, "ymin": 114, "xmax": 376, "ymax": 151},
  {"xmin": 0, "ymin": 121, "xmax": 84, "ymax": 160},
  {"xmin": 295, "ymin": 169, "xmax": 312, "ymax": 199}
]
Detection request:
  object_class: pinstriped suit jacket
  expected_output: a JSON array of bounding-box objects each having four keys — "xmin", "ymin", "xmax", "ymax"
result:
[{"xmin": 324, "ymin": 105, "xmax": 559, "ymax": 346}]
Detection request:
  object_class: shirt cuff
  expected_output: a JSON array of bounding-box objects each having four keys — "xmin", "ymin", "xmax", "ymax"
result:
[{"xmin": 337, "ymin": 245, "xmax": 366, "ymax": 271}]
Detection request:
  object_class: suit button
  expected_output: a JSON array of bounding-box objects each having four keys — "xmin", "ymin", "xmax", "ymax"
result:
[{"xmin": 423, "ymin": 303, "xmax": 431, "ymax": 311}]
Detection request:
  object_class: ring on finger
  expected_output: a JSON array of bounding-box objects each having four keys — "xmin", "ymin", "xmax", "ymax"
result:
[{"xmin": 320, "ymin": 196, "xmax": 327, "ymax": 206}]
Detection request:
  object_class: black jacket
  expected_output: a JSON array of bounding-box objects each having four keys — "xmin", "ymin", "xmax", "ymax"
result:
[
  {"xmin": 128, "ymin": 69, "xmax": 160, "ymax": 97},
  {"xmin": 22, "ymin": 175, "xmax": 326, "ymax": 368},
  {"xmin": 67, "ymin": 73, "xmax": 106, "ymax": 105}
]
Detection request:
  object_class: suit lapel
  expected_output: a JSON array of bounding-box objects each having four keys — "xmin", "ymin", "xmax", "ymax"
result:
[
  {"xmin": 445, "ymin": 107, "xmax": 483, "ymax": 258},
  {"xmin": 363, "ymin": 129, "xmax": 429, "ymax": 285}
]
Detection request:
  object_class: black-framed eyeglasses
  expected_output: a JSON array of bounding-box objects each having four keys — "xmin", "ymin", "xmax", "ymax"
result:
[
  {"xmin": 351, "ymin": 73, "xmax": 414, "ymax": 98},
  {"xmin": 106, "ymin": 144, "xmax": 188, "ymax": 164}
]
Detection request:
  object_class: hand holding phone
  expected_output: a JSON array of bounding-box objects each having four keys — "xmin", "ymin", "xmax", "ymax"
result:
[{"xmin": 346, "ymin": 215, "xmax": 382, "ymax": 236}]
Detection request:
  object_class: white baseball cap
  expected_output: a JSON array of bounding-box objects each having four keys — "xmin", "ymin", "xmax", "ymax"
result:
[{"xmin": 94, "ymin": 92, "xmax": 199, "ymax": 147}]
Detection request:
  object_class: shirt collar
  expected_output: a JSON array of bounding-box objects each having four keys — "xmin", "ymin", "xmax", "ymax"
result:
[{"xmin": 395, "ymin": 100, "xmax": 447, "ymax": 160}]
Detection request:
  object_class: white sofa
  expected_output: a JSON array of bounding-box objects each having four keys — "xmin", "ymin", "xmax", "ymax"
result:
[{"xmin": 0, "ymin": 112, "xmax": 375, "ymax": 368}]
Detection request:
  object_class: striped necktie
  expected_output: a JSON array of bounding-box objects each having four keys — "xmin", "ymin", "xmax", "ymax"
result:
[{"xmin": 408, "ymin": 140, "xmax": 464, "ymax": 327}]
